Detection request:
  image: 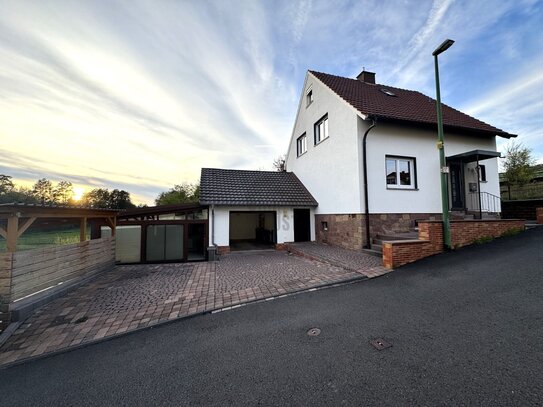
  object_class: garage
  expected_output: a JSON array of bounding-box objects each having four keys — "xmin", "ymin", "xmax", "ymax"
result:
[
  {"xmin": 200, "ymin": 168, "xmax": 318, "ymax": 254},
  {"xmin": 229, "ymin": 211, "xmax": 276, "ymax": 251}
]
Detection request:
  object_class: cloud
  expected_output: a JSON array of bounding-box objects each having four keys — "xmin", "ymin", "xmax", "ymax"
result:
[{"xmin": 0, "ymin": 0, "xmax": 542, "ymax": 204}]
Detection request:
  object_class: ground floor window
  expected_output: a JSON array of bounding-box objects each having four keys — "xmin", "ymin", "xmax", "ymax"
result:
[{"xmin": 386, "ymin": 156, "xmax": 417, "ymax": 189}]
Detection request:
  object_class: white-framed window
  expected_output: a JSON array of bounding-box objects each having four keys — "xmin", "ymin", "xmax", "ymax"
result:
[
  {"xmin": 386, "ymin": 156, "xmax": 417, "ymax": 189},
  {"xmin": 306, "ymin": 89, "xmax": 313, "ymax": 107},
  {"xmin": 314, "ymin": 114, "xmax": 329, "ymax": 145},
  {"xmin": 296, "ymin": 133, "xmax": 307, "ymax": 157}
]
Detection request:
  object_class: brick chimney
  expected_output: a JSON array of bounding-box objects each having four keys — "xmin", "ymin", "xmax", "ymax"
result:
[{"xmin": 357, "ymin": 69, "xmax": 375, "ymax": 84}]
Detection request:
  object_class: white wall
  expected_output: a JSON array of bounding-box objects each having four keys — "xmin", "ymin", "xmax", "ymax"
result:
[
  {"xmin": 285, "ymin": 72, "xmax": 363, "ymax": 214},
  {"xmin": 209, "ymin": 206, "xmax": 316, "ymax": 246},
  {"xmin": 360, "ymin": 120, "xmax": 501, "ymax": 213}
]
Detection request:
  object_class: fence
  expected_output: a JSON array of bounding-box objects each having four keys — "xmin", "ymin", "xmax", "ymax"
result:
[{"xmin": 0, "ymin": 237, "xmax": 115, "ymax": 332}]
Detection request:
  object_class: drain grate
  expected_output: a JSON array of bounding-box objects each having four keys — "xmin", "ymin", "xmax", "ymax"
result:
[
  {"xmin": 370, "ymin": 338, "xmax": 392, "ymax": 350},
  {"xmin": 307, "ymin": 328, "xmax": 321, "ymax": 337}
]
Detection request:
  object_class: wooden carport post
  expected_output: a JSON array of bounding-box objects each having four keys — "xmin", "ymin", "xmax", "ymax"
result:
[
  {"xmin": 6, "ymin": 216, "xmax": 19, "ymax": 253},
  {"xmin": 80, "ymin": 217, "xmax": 87, "ymax": 242}
]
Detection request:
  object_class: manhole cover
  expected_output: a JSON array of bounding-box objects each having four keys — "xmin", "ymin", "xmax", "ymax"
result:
[
  {"xmin": 370, "ymin": 338, "xmax": 392, "ymax": 350},
  {"xmin": 307, "ymin": 328, "xmax": 321, "ymax": 337}
]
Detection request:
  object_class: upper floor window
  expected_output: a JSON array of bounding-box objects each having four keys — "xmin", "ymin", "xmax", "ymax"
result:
[
  {"xmin": 306, "ymin": 89, "xmax": 313, "ymax": 107},
  {"xmin": 297, "ymin": 133, "xmax": 307, "ymax": 157},
  {"xmin": 386, "ymin": 156, "xmax": 417, "ymax": 189},
  {"xmin": 314, "ymin": 114, "xmax": 329, "ymax": 145}
]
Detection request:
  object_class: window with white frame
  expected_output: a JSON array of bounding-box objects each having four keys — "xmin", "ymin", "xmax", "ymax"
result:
[
  {"xmin": 306, "ymin": 89, "xmax": 313, "ymax": 107},
  {"xmin": 386, "ymin": 156, "xmax": 417, "ymax": 189},
  {"xmin": 296, "ymin": 133, "xmax": 307, "ymax": 157},
  {"xmin": 314, "ymin": 114, "xmax": 329, "ymax": 144}
]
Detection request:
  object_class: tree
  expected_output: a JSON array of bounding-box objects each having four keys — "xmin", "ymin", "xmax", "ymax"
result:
[
  {"xmin": 54, "ymin": 181, "xmax": 74, "ymax": 205},
  {"xmin": 82, "ymin": 188, "xmax": 111, "ymax": 209},
  {"xmin": 81, "ymin": 188, "xmax": 135, "ymax": 209},
  {"xmin": 0, "ymin": 175, "xmax": 14, "ymax": 194},
  {"xmin": 155, "ymin": 182, "xmax": 200, "ymax": 205},
  {"xmin": 32, "ymin": 178, "xmax": 55, "ymax": 204},
  {"xmin": 502, "ymin": 141, "xmax": 536, "ymax": 188},
  {"xmin": 273, "ymin": 155, "xmax": 286, "ymax": 172},
  {"xmin": 0, "ymin": 186, "xmax": 39, "ymax": 204},
  {"xmin": 109, "ymin": 189, "xmax": 136, "ymax": 209}
]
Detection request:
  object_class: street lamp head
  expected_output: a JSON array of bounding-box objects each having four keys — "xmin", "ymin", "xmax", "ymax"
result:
[{"xmin": 432, "ymin": 39, "xmax": 455, "ymax": 56}]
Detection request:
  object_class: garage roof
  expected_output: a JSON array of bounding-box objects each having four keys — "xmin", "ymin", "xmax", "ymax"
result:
[{"xmin": 200, "ymin": 168, "xmax": 318, "ymax": 207}]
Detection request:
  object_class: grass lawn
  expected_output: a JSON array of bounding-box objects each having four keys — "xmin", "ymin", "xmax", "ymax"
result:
[{"xmin": 0, "ymin": 227, "xmax": 90, "ymax": 252}]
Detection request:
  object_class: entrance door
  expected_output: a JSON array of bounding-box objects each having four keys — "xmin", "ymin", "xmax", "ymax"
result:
[
  {"xmin": 449, "ymin": 163, "xmax": 465, "ymax": 210},
  {"xmin": 187, "ymin": 223, "xmax": 206, "ymax": 261},
  {"xmin": 293, "ymin": 209, "xmax": 311, "ymax": 242}
]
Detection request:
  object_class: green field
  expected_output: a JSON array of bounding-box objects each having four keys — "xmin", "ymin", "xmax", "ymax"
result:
[{"xmin": 0, "ymin": 227, "xmax": 91, "ymax": 252}]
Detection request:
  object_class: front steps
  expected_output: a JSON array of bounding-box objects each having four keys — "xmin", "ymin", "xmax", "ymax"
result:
[
  {"xmin": 367, "ymin": 211, "xmax": 502, "ymax": 254},
  {"xmin": 369, "ymin": 231, "xmax": 419, "ymax": 254}
]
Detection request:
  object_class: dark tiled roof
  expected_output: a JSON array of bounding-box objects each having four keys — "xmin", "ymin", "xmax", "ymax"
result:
[
  {"xmin": 200, "ymin": 168, "xmax": 318, "ymax": 207},
  {"xmin": 310, "ymin": 70, "xmax": 516, "ymax": 138}
]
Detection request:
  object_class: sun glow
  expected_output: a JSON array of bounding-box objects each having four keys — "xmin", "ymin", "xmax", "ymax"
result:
[{"xmin": 73, "ymin": 187, "xmax": 84, "ymax": 201}]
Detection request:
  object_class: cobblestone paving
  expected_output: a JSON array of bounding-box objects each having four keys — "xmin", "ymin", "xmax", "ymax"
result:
[
  {"xmin": 0, "ymin": 251, "xmax": 365, "ymax": 366},
  {"xmin": 287, "ymin": 242, "xmax": 390, "ymax": 278},
  {"xmin": 216, "ymin": 251, "xmax": 351, "ymax": 293}
]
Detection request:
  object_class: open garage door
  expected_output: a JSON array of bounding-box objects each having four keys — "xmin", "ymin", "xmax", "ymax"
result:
[{"xmin": 229, "ymin": 211, "xmax": 276, "ymax": 251}]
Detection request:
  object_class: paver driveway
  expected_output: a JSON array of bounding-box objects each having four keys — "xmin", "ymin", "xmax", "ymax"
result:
[{"xmin": 0, "ymin": 249, "xmax": 386, "ymax": 366}]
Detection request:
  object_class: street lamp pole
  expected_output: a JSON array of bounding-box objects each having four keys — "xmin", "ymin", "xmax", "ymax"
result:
[{"xmin": 433, "ymin": 39, "xmax": 454, "ymax": 250}]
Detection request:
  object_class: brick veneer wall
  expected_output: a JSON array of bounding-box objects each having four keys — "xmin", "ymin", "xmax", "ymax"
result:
[
  {"xmin": 315, "ymin": 213, "xmax": 441, "ymax": 250},
  {"xmin": 537, "ymin": 208, "xmax": 543, "ymax": 224},
  {"xmin": 217, "ymin": 246, "xmax": 230, "ymax": 255},
  {"xmin": 383, "ymin": 219, "xmax": 525, "ymax": 269}
]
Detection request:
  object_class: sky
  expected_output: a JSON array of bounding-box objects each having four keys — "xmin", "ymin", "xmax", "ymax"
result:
[{"xmin": 0, "ymin": 0, "xmax": 542, "ymax": 204}]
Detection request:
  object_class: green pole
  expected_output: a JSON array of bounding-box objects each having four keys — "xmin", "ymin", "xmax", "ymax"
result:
[{"xmin": 434, "ymin": 54, "xmax": 452, "ymax": 250}]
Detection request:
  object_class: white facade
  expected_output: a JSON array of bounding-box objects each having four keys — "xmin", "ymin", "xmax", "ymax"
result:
[
  {"xmin": 209, "ymin": 205, "xmax": 316, "ymax": 246},
  {"xmin": 286, "ymin": 71, "xmax": 502, "ymax": 215},
  {"xmin": 286, "ymin": 74, "xmax": 363, "ymax": 214}
]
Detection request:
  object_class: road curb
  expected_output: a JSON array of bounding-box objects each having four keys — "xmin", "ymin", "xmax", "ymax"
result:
[{"xmin": 0, "ymin": 273, "xmax": 370, "ymax": 370}]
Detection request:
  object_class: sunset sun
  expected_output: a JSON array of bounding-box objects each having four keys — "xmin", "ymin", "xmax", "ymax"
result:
[{"xmin": 72, "ymin": 187, "xmax": 84, "ymax": 201}]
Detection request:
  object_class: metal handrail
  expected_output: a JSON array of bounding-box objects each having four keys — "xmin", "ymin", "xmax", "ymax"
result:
[{"xmin": 467, "ymin": 191, "xmax": 501, "ymax": 216}]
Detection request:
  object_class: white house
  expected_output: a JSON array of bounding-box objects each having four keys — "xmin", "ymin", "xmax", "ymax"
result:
[{"xmin": 285, "ymin": 69, "xmax": 515, "ymax": 250}]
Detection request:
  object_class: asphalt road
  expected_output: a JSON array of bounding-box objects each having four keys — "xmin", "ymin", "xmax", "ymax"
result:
[{"xmin": 1, "ymin": 228, "xmax": 542, "ymax": 406}]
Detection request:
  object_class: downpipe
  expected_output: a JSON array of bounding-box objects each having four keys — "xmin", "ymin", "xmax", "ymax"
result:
[{"xmin": 362, "ymin": 118, "xmax": 377, "ymax": 249}]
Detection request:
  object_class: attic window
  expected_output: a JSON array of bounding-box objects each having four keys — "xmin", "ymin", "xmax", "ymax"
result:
[
  {"xmin": 306, "ymin": 89, "xmax": 313, "ymax": 107},
  {"xmin": 380, "ymin": 88, "xmax": 397, "ymax": 97}
]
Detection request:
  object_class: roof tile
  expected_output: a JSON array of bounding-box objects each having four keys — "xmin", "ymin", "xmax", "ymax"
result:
[
  {"xmin": 310, "ymin": 70, "xmax": 515, "ymax": 138},
  {"xmin": 199, "ymin": 168, "xmax": 318, "ymax": 207}
]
